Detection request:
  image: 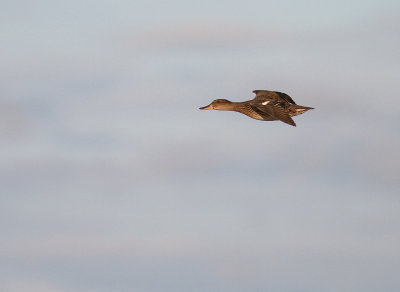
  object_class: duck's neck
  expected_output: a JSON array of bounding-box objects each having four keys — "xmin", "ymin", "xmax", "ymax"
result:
[
  {"xmin": 220, "ymin": 101, "xmax": 245, "ymax": 111},
  {"xmin": 228, "ymin": 101, "xmax": 250, "ymax": 113}
]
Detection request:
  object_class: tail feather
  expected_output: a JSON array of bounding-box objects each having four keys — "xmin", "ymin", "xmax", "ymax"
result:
[{"xmin": 291, "ymin": 105, "xmax": 314, "ymax": 117}]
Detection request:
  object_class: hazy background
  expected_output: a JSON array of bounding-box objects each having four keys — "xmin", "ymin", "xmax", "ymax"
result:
[{"xmin": 1, "ymin": 0, "xmax": 400, "ymax": 291}]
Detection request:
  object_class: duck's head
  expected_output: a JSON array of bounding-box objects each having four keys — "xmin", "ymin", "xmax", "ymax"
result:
[{"xmin": 199, "ymin": 99, "xmax": 232, "ymax": 110}]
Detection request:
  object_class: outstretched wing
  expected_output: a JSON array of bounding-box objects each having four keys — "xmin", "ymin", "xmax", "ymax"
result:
[
  {"xmin": 253, "ymin": 90, "xmax": 297, "ymax": 105},
  {"xmin": 250, "ymin": 97, "xmax": 296, "ymax": 126}
]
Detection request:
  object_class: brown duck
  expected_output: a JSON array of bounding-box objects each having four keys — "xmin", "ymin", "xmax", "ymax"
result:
[{"xmin": 200, "ymin": 90, "xmax": 314, "ymax": 126}]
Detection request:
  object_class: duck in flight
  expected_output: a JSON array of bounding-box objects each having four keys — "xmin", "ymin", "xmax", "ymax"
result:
[{"xmin": 199, "ymin": 90, "xmax": 314, "ymax": 126}]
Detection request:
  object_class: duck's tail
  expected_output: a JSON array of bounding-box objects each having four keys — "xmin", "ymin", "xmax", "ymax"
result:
[{"xmin": 291, "ymin": 105, "xmax": 314, "ymax": 117}]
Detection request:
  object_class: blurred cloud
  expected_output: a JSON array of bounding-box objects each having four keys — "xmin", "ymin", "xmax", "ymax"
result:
[
  {"xmin": 3, "ymin": 279, "xmax": 72, "ymax": 292},
  {"xmin": 113, "ymin": 7, "xmax": 400, "ymax": 53},
  {"xmin": 129, "ymin": 22, "xmax": 278, "ymax": 51},
  {"xmin": 0, "ymin": 102, "xmax": 32, "ymax": 141}
]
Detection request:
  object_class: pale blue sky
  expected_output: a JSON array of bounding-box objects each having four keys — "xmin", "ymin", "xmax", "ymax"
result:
[{"xmin": 1, "ymin": 0, "xmax": 400, "ymax": 291}]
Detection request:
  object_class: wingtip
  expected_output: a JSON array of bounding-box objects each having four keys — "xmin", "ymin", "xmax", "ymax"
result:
[
  {"xmin": 288, "ymin": 118, "xmax": 296, "ymax": 127},
  {"xmin": 284, "ymin": 120, "xmax": 296, "ymax": 127}
]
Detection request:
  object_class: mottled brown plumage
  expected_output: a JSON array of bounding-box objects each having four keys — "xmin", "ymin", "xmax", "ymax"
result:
[{"xmin": 200, "ymin": 90, "xmax": 314, "ymax": 126}]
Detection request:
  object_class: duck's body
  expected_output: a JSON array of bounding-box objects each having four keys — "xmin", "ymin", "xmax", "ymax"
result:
[{"xmin": 200, "ymin": 90, "xmax": 314, "ymax": 126}]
